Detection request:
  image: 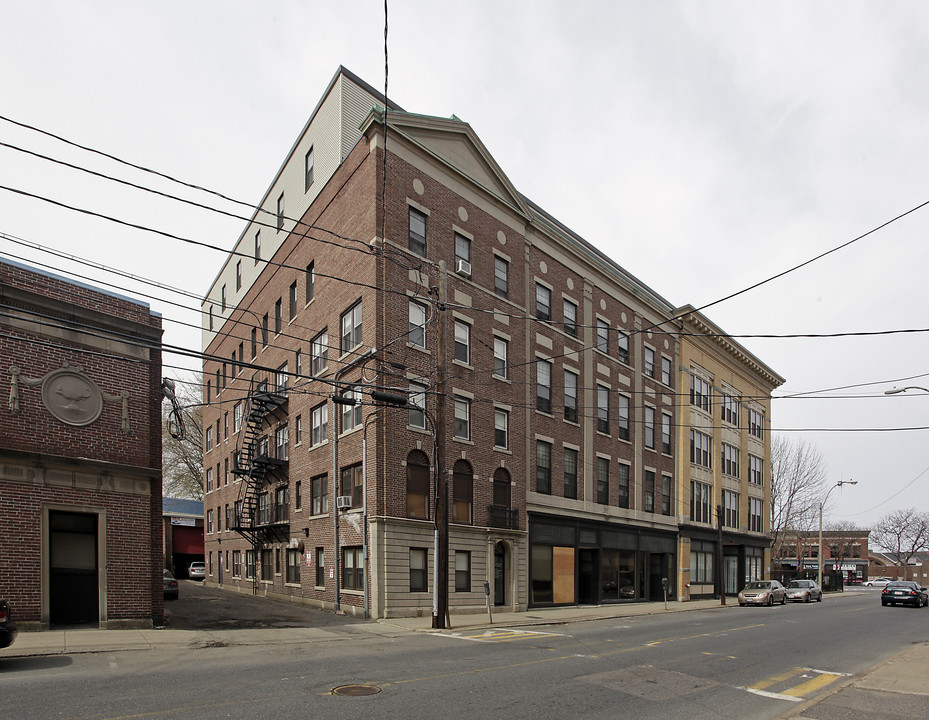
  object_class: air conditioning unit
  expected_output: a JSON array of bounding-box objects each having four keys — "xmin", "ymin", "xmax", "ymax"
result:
[
  {"xmin": 336, "ymin": 496, "xmax": 353, "ymax": 510},
  {"xmin": 455, "ymin": 259, "xmax": 472, "ymax": 277}
]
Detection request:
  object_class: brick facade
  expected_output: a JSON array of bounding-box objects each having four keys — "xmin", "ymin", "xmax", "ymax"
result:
[{"xmin": 0, "ymin": 259, "xmax": 164, "ymax": 629}]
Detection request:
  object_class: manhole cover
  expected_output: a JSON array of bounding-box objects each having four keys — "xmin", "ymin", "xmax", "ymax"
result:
[{"xmin": 332, "ymin": 685, "xmax": 381, "ymax": 697}]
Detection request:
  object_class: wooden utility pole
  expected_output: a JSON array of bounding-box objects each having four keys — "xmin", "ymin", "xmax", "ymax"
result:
[{"xmin": 433, "ymin": 261, "xmax": 449, "ymax": 629}]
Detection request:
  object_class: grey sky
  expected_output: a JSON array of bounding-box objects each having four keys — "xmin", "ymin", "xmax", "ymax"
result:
[{"xmin": 2, "ymin": 1, "xmax": 927, "ymax": 527}]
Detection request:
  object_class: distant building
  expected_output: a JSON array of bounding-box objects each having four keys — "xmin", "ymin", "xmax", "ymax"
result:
[
  {"xmin": 870, "ymin": 550, "xmax": 929, "ymax": 584},
  {"xmin": 0, "ymin": 258, "xmax": 164, "ymax": 628},
  {"xmin": 163, "ymin": 498, "xmax": 204, "ymax": 578},
  {"xmin": 775, "ymin": 528, "xmax": 870, "ymax": 586}
]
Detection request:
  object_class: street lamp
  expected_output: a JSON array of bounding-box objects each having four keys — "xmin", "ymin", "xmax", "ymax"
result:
[
  {"xmin": 884, "ymin": 386, "xmax": 929, "ymax": 395},
  {"xmin": 818, "ymin": 480, "xmax": 857, "ymax": 591}
]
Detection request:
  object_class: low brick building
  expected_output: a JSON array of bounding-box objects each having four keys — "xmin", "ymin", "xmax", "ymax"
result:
[{"xmin": 0, "ymin": 258, "xmax": 164, "ymax": 629}]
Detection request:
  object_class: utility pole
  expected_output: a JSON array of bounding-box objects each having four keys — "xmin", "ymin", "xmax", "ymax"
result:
[{"xmin": 433, "ymin": 261, "xmax": 449, "ymax": 629}]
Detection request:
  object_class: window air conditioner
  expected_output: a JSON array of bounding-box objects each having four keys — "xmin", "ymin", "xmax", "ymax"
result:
[
  {"xmin": 336, "ymin": 496, "xmax": 353, "ymax": 510},
  {"xmin": 455, "ymin": 259, "xmax": 472, "ymax": 277}
]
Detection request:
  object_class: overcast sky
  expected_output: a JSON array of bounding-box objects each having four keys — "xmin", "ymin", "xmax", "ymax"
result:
[{"xmin": 2, "ymin": 1, "xmax": 927, "ymax": 529}]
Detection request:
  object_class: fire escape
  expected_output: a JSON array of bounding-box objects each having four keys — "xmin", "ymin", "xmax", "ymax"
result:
[{"xmin": 230, "ymin": 373, "xmax": 290, "ymax": 594}]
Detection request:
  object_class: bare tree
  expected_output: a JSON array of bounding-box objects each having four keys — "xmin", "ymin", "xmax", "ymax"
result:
[
  {"xmin": 824, "ymin": 520, "xmax": 867, "ymax": 579},
  {"xmin": 770, "ymin": 436, "xmax": 828, "ymax": 560},
  {"xmin": 871, "ymin": 508, "xmax": 929, "ymax": 581},
  {"xmin": 162, "ymin": 373, "xmax": 203, "ymax": 500}
]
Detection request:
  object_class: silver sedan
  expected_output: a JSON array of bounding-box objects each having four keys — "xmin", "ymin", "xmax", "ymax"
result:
[
  {"xmin": 785, "ymin": 579, "xmax": 823, "ymax": 603},
  {"xmin": 738, "ymin": 580, "xmax": 787, "ymax": 606}
]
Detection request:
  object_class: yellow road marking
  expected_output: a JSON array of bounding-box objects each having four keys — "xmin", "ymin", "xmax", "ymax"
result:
[
  {"xmin": 751, "ymin": 667, "xmax": 802, "ymax": 690},
  {"xmin": 782, "ymin": 671, "xmax": 842, "ymax": 697}
]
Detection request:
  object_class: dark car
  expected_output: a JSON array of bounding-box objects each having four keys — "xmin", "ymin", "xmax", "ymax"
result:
[
  {"xmin": 163, "ymin": 569, "xmax": 179, "ymax": 600},
  {"xmin": 881, "ymin": 581, "xmax": 928, "ymax": 607},
  {"xmin": 0, "ymin": 600, "xmax": 18, "ymax": 648},
  {"xmin": 785, "ymin": 579, "xmax": 823, "ymax": 603}
]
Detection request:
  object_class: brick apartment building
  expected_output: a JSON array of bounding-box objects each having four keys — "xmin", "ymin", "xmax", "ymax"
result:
[
  {"xmin": 675, "ymin": 308, "xmax": 784, "ymax": 599},
  {"xmin": 200, "ymin": 67, "xmax": 782, "ymax": 618},
  {"xmin": 776, "ymin": 528, "xmax": 870, "ymax": 586},
  {"xmin": 0, "ymin": 258, "xmax": 164, "ymax": 629}
]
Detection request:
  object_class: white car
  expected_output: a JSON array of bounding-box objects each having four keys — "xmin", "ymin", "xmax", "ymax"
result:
[
  {"xmin": 864, "ymin": 577, "xmax": 892, "ymax": 587},
  {"xmin": 188, "ymin": 561, "xmax": 206, "ymax": 580}
]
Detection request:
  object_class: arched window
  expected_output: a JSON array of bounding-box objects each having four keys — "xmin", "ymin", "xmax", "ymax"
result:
[
  {"xmin": 452, "ymin": 459, "xmax": 473, "ymax": 524},
  {"xmin": 492, "ymin": 468, "xmax": 511, "ymax": 508},
  {"xmin": 406, "ymin": 450, "xmax": 430, "ymax": 519}
]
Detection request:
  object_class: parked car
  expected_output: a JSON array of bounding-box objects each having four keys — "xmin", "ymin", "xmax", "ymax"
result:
[
  {"xmin": 188, "ymin": 561, "xmax": 206, "ymax": 580},
  {"xmin": 785, "ymin": 579, "xmax": 823, "ymax": 603},
  {"xmin": 163, "ymin": 569, "xmax": 179, "ymax": 600},
  {"xmin": 881, "ymin": 581, "xmax": 928, "ymax": 607},
  {"xmin": 0, "ymin": 599, "xmax": 18, "ymax": 649},
  {"xmin": 863, "ymin": 577, "xmax": 893, "ymax": 587},
  {"xmin": 738, "ymin": 580, "xmax": 787, "ymax": 606}
]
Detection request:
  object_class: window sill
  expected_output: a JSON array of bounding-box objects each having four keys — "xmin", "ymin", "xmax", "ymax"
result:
[
  {"xmin": 494, "ymin": 447, "xmax": 512, "ymax": 455},
  {"xmin": 493, "ymin": 374, "xmax": 511, "ymax": 383},
  {"xmin": 452, "ymin": 437, "xmax": 474, "ymax": 446},
  {"xmin": 407, "ymin": 343, "xmax": 431, "ymax": 355},
  {"xmin": 452, "ymin": 360, "xmax": 474, "ymax": 370}
]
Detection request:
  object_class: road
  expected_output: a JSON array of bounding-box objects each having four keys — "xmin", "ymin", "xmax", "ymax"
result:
[{"xmin": 2, "ymin": 586, "xmax": 925, "ymax": 720}]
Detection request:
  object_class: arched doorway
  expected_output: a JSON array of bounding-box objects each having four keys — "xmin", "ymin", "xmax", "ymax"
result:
[{"xmin": 494, "ymin": 541, "xmax": 507, "ymax": 606}]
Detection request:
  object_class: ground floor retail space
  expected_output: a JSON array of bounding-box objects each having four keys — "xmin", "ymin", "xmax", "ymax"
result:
[
  {"xmin": 681, "ymin": 528, "xmax": 769, "ymax": 600},
  {"xmin": 528, "ymin": 514, "xmax": 676, "ymax": 607}
]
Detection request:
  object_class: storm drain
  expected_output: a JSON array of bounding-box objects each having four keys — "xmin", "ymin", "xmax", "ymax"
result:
[{"xmin": 332, "ymin": 684, "xmax": 381, "ymax": 697}]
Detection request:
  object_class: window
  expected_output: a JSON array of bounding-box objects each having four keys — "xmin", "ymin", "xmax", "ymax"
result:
[
  {"xmin": 661, "ymin": 356, "xmax": 672, "ymax": 386},
  {"xmin": 304, "ymin": 146, "xmax": 314, "ymax": 190},
  {"xmin": 564, "ymin": 447, "xmax": 578, "ymax": 499},
  {"xmin": 237, "ymin": 342, "xmax": 244, "ymax": 374},
  {"xmin": 295, "ymin": 348, "xmax": 302, "ymax": 377},
  {"xmin": 246, "ymin": 550, "xmax": 256, "ymax": 579},
  {"xmin": 224, "ymin": 504, "xmax": 230, "ymax": 529},
  {"xmin": 223, "ymin": 458, "xmax": 229, "ymax": 486},
  {"xmin": 597, "ymin": 385, "xmax": 610, "ymax": 434},
  {"xmin": 311, "ymin": 473, "xmax": 328, "ymax": 515},
  {"xmin": 276, "ymin": 192, "xmax": 285, "ymax": 231},
  {"xmin": 748, "ymin": 409, "xmax": 764, "ymax": 439},
  {"xmin": 410, "ymin": 548, "xmax": 428, "ymax": 592},
  {"xmin": 289, "ymin": 281, "xmax": 298, "ymax": 320},
  {"xmin": 261, "ymin": 549, "xmax": 273, "ymax": 581},
  {"xmin": 342, "ymin": 547, "xmax": 364, "ymax": 590},
  {"xmin": 232, "ymin": 550, "xmax": 242, "ymax": 577},
  {"xmin": 454, "ymin": 321, "xmax": 470, "ymax": 364},
  {"xmin": 207, "ymin": 509, "xmax": 214, "ymax": 533},
  {"xmin": 721, "ymin": 443, "xmax": 740, "ymax": 478},
  {"xmin": 493, "ymin": 468, "xmax": 511, "ymax": 508},
  {"xmin": 536, "ymin": 440, "xmax": 552, "ymax": 494},
  {"xmin": 597, "ymin": 458, "xmax": 610, "ymax": 504},
  {"xmin": 454, "ymin": 397, "xmax": 470, "ymax": 440},
  {"xmin": 275, "ymin": 424, "xmax": 289, "ymax": 460},
  {"xmin": 409, "ymin": 382, "xmax": 427, "ymax": 429},
  {"xmin": 205, "ymin": 426, "xmax": 213, "ymax": 452},
  {"xmin": 276, "ymin": 363, "xmax": 289, "ymax": 393},
  {"xmin": 340, "ymin": 387, "xmax": 362, "ymax": 432},
  {"xmin": 341, "ymin": 301, "xmax": 362, "ymax": 353},
  {"xmin": 661, "ymin": 474, "xmax": 672, "ymax": 516},
  {"xmin": 452, "ymin": 460, "xmax": 473, "ymax": 524},
  {"xmin": 494, "ymin": 409, "xmax": 509, "ymax": 449},
  {"xmin": 311, "ymin": 402, "xmax": 328, "ymax": 446},
  {"xmin": 564, "ymin": 370, "xmax": 578, "ymax": 423},
  {"xmin": 691, "ymin": 547, "xmax": 714, "ymax": 584},
  {"xmin": 690, "ymin": 374, "xmax": 711, "ymax": 412},
  {"xmin": 274, "ymin": 298, "xmax": 282, "ymax": 334},
  {"xmin": 306, "ymin": 262, "xmax": 315, "ymax": 303},
  {"xmin": 617, "ymin": 331, "xmax": 630, "ymax": 364},
  {"xmin": 455, "ymin": 551, "xmax": 471, "ymax": 592},
  {"xmin": 644, "ymin": 406, "xmax": 655, "ymax": 449},
  {"xmin": 563, "ymin": 299, "xmax": 577, "ymax": 337},
  {"xmin": 234, "ymin": 500, "xmax": 243, "ymax": 526},
  {"xmin": 235, "ymin": 260, "xmax": 242, "ymax": 291},
  {"xmin": 258, "ymin": 492, "xmax": 270, "ymax": 524},
  {"xmin": 536, "ymin": 359, "xmax": 552, "ymax": 413},
  {"xmin": 221, "ymin": 284, "xmax": 227, "ymax": 312},
  {"xmin": 409, "ymin": 301, "xmax": 427, "ymax": 347},
  {"xmin": 644, "ymin": 470, "xmax": 655, "ymax": 513},
  {"xmin": 409, "ymin": 207, "xmax": 427, "ymax": 256},
  {"xmin": 493, "ymin": 337, "xmax": 508, "ymax": 378},
  {"xmin": 618, "ymin": 395, "xmax": 631, "ymax": 441},
  {"xmin": 618, "ymin": 463, "xmax": 630, "ymax": 509},
  {"xmin": 254, "ymin": 230, "xmax": 261, "ymax": 265},
  {"xmin": 311, "ymin": 330, "xmax": 328, "ymax": 375},
  {"xmin": 341, "ymin": 463, "xmax": 363, "ymax": 509},
  {"xmin": 286, "ymin": 548, "xmax": 300, "ymax": 584},
  {"xmin": 294, "ymin": 479, "xmax": 302, "ymax": 509},
  {"xmin": 644, "ymin": 347, "xmax": 655, "ymax": 379},
  {"xmin": 749, "ymin": 497, "xmax": 764, "ymax": 532},
  {"xmin": 661, "ymin": 413, "xmax": 672, "ymax": 454},
  {"xmin": 535, "ymin": 283, "xmax": 551, "ymax": 321},
  {"xmin": 275, "ymin": 548, "xmax": 281, "ymax": 575},
  {"xmin": 596, "ymin": 319, "xmax": 609, "ymax": 353},
  {"xmin": 723, "ymin": 490, "xmax": 740, "ymax": 528},
  {"xmin": 721, "ymin": 393, "xmax": 740, "ymax": 425},
  {"xmin": 406, "ymin": 450, "xmax": 430, "ymax": 518},
  {"xmin": 691, "ymin": 481, "xmax": 713, "ymax": 523},
  {"xmin": 454, "ymin": 233, "xmax": 471, "ymax": 264},
  {"xmin": 208, "ymin": 305, "xmax": 213, "ymax": 331},
  {"xmin": 223, "ymin": 412, "xmax": 229, "ymax": 440},
  {"xmin": 749, "ymin": 455, "xmax": 764, "ymax": 486},
  {"xmin": 690, "ymin": 430, "xmax": 712, "ymax": 468},
  {"xmin": 494, "ymin": 256, "xmax": 508, "ymax": 298},
  {"xmin": 206, "ymin": 379, "xmax": 211, "ymax": 404},
  {"xmin": 262, "ymin": 313, "xmax": 269, "ymax": 346},
  {"xmin": 315, "ymin": 548, "xmax": 325, "ymax": 586},
  {"xmin": 251, "ymin": 328, "xmax": 257, "ymax": 359}
]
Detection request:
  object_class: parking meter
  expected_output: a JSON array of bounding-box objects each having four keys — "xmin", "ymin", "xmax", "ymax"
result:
[
  {"xmin": 483, "ymin": 581, "xmax": 493, "ymax": 623},
  {"xmin": 661, "ymin": 577, "xmax": 669, "ymax": 609}
]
